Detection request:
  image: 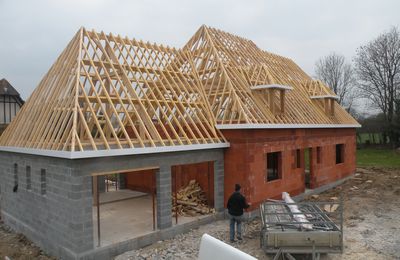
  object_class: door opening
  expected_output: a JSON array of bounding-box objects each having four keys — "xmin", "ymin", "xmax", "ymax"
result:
[{"xmin": 304, "ymin": 148, "xmax": 312, "ymax": 189}]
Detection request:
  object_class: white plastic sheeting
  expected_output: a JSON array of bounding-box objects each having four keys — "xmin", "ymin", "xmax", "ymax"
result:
[
  {"xmin": 198, "ymin": 233, "xmax": 257, "ymax": 260},
  {"xmin": 282, "ymin": 192, "xmax": 313, "ymax": 230}
]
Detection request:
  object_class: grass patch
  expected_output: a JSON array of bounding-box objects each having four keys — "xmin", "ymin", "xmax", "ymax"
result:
[{"xmin": 357, "ymin": 148, "xmax": 400, "ymax": 168}]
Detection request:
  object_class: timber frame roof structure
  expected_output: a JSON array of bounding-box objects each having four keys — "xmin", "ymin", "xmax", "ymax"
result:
[{"xmin": 0, "ymin": 25, "xmax": 359, "ymax": 158}]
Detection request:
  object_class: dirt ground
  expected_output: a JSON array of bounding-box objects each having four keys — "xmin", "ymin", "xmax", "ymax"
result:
[
  {"xmin": 1, "ymin": 167, "xmax": 400, "ymax": 259},
  {"xmin": 117, "ymin": 166, "xmax": 400, "ymax": 259},
  {"xmin": 0, "ymin": 221, "xmax": 54, "ymax": 260},
  {"xmin": 320, "ymin": 167, "xmax": 400, "ymax": 259}
]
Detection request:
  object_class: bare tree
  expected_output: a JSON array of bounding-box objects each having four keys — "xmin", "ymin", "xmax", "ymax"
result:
[
  {"xmin": 315, "ymin": 53, "xmax": 356, "ymax": 110},
  {"xmin": 354, "ymin": 27, "xmax": 400, "ymax": 146}
]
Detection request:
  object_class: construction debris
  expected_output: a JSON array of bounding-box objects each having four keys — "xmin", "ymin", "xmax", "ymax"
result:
[
  {"xmin": 172, "ymin": 180, "xmax": 214, "ymax": 217},
  {"xmin": 324, "ymin": 204, "xmax": 339, "ymax": 213},
  {"xmin": 350, "ymin": 186, "xmax": 359, "ymax": 191}
]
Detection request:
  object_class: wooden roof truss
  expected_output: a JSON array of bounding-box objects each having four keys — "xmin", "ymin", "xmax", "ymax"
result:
[
  {"xmin": 0, "ymin": 25, "xmax": 358, "ymax": 154},
  {"xmin": 184, "ymin": 26, "xmax": 358, "ymax": 125},
  {"xmin": 0, "ymin": 28, "xmax": 225, "ymax": 152}
]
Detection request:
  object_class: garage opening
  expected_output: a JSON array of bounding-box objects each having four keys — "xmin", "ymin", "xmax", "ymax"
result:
[
  {"xmin": 171, "ymin": 161, "xmax": 214, "ymax": 225},
  {"xmin": 92, "ymin": 167, "xmax": 158, "ymax": 247}
]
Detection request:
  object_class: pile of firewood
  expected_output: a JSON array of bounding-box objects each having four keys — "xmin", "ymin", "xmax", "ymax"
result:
[{"xmin": 172, "ymin": 179, "xmax": 214, "ymax": 217}]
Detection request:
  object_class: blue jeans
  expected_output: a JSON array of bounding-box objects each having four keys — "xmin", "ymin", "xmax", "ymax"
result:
[{"xmin": 229, "ymin": 214, "xmax": 243, "ymax": 241}]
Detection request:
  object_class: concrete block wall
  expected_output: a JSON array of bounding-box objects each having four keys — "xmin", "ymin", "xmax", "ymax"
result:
[
  {"xmin": 78, "ymin": 149, "xmax": 225, "ymax": 229},
  {"xmin": 214, "ymin": 159, "xmax": 224, "ymax": 211},
  {"xmin": 222, "ymin": 128, "xmax": 357, "ymax": 210},
  {"xmin": 98, "ymin": 175, "xmax": 105, "ymax": 192},
  {"xmin": 75, "ymin": 148, "xmax": 225, "ymax": 259},
  {"xmin": 124, "ymin": 162, "xmax": 219, "ymax": 208},
  {"xmin": 156, "ymin": 166, "xmax": 172, "ymax": 229},
  {"xmin": 117, "ymin": 173, "xmax": 127, "ymax": 189},
  {"xmin": 0, "ymin": 148, "xmax": 225, "ymax": 260},
  {"xmin": 0, "ymin": 152, "xmax": 94, "ymax": 259}
]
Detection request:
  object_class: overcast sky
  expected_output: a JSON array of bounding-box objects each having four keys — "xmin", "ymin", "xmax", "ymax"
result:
[{"xmin": 0, "ymin": 0, "xmax": 399, "ymax": 100}]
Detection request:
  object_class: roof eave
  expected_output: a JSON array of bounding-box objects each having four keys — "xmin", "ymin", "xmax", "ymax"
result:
[
  {"xmin": 216, "ymin": 123, "xmax": 361, "ymax": 129},
  {"xmin": 0, "ymin": 143, "xmax": 230, "ymax": 159}
]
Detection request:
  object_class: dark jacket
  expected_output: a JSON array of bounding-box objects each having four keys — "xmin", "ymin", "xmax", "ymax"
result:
[{"xmin": 227, "ymin": 191, "xmax": 249, "ymax": 216}]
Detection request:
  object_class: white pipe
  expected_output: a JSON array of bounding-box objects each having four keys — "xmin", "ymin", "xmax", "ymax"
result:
[{"xmin": 282, "ymin": 192, "xmax": 313, "ymax": 230}]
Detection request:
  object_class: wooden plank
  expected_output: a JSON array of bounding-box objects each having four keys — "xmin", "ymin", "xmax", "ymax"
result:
[
  {"xmin": 71, "ymin": 28, "xmax": 83, "ymax": 151},
  {"xmin": 91, "ymin": 166, "xmax": 159, "ymax": 176}
]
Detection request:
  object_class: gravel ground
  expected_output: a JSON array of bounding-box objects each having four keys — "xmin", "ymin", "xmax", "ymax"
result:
[
  {"xmin": 115, "ymin": 218, "xmax": 265, "ymax": 260},
  {"xmin": 116, "ymin": 167, "xmax": 400, "ymax": 260}
]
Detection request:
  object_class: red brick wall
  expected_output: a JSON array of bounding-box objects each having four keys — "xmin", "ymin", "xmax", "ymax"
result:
[
  {"xmin": 125, "ymin": 169, "xmax": 156, "ymax": 193},
  {"xmin": 125, "ymin": 162, "xmax": 215, "ymax": 206},
  {"xmin": 222, "ymin": 128, "xmax": 356, "ymax": 210},
  {"xmin": 172, "ymin": 162, "xmax": 214, "ymax": 207}
]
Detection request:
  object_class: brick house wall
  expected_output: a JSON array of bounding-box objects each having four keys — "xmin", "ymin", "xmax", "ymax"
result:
[
  {"xmin": 222, "ymin": 128, "xmax": 356, "ymax": 210},
  {"xmin": 125, "ymin": 161, "xmax": 215, "ymax": 207}
]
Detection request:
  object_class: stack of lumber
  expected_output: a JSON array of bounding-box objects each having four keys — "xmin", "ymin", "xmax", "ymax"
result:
[{"xmin": 172, "ymin": 179, "xmax": 214, "ymax": 217}]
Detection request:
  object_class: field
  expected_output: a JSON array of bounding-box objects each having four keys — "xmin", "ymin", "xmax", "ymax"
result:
[{"xmin": 357, "ymin": 148, "xmax": 400, "ymax": 168}]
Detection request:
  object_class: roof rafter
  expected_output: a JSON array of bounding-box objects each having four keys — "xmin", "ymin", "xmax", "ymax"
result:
[{"xmin": 0, "ymin": 25, "xmax": 358, "ymax": 155}]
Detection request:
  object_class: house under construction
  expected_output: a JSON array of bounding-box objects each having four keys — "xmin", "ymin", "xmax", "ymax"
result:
[{"xmin": 0, "ymin": 26, "xmax": 359, "ymax": 259}]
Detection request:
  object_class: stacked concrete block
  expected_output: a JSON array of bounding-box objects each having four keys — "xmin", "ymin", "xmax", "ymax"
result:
[
  {"xmin": 214, "ymin": 159, "xmax": 224, "ymax": 212},
  {"xmin": 0, "ymin": 148, "xmax": 225, "ymax": 260},
  {"xmin": 0, "ymin": 152, "xmax": 94, "ymax": 259},
  {"xmin": 156, "ymin": 166, "xmax": 172, "ymax": 229},
  {"xmin": 117, "ymin": 173, "xmax": 127, "ymax": 189}
]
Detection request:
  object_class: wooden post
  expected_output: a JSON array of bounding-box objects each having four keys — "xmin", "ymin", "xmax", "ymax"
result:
[
  {"xmin": 96, "ymin": 175, "xmax": 101, "ymax": 247},
  {"xmin": 280, "ymin": 90, "xmax": 285, "ymax": 114},
  {"xmin": 92, "ymin": 175, "xmax": 98, "ymax": 206},
  {"xmin": 324, "ymin": 98, "xmax": 329, "ymax": 114},
  {"xmin": 174, "ymin": 169, "xmax": 178, "ymax": 225},
  {"xmin": 207, "ymin": 161, "xmax": 211, "ymax": 213},
  {"xmin": 152, "ymin": 189, "xmax": 156, "ymax": 230},
  {"xmin": 269, "ymin": 89, "xmax": 275, "ymax": 114},
  {"xmin": 105, "ymin": 175, "xmax": 108, "ymax": 192},
  {"xmin": 309, "ymin": 147, "xmax": 313, "ymax": 189}
]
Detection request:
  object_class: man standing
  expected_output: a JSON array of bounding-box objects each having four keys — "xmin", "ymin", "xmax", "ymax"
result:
[{"xmin": 226, "ymin": 184, "xmax": 250, "ymax": 242}]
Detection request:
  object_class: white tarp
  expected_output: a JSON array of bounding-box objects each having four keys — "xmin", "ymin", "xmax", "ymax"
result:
[{"xmin": 198, "ymin": 233, "xmax": 257, "ymax": 260}]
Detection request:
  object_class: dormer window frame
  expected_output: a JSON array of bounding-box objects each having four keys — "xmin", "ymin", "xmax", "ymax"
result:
[
  {"xmin": 310, "ymin": 95, "xmax": 339, "ymax": 116},
  {"xmin": 250, "ymin": 84, "xmax": 293, "ymax": 115}
]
